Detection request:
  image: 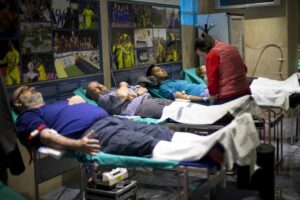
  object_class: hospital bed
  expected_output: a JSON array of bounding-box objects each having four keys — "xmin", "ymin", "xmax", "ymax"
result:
[
  {"xmin": 73, "ymin": 87, "xmax": 261, "ymax": 171},
  {"xmin": 249, "ymin": 73, "xmax": 300, "ymax": 164},
  {"xmin": 182, "ymin": 68, "xmax": 300, "ymax": 164},
  {"xmin": 250, "ymin": 73, "xmax": 300, "ymax": 138},
  {"xmin": 133, "ymin": 75, "xmax": 264, "ymax": 139},
  {"xmin": 73, "ymin": 87, "xmax": 264, "ymax": 150},
  {"xmin": 73, "ymin": 87, "xmax": 261, "ymax": 127},
  {"xmin": 16, "ymin": 107, "xmax": 230, "ymax": 200},
  {"xmin": 11, "ymin": 88, "xmax": 259, "ymax": 199},
  {"xmin": 4, "ymin": 79, "xmax": 259, "ymax": 199},
  {"xmin": 9, "ymin": 90, "xmax": 224, "ymax": 200},
  {"xmin": 10, "ymin": 96, "xmax": 228, "ymax": 200},
  {"xmin": 33, "ymin": 109, "xmax": 260, "ymax": 200}
]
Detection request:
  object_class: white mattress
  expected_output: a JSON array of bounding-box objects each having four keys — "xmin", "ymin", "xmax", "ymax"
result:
[{"xmin": 250, "ymin": 73, "xmax": 300, "ymax": 110}]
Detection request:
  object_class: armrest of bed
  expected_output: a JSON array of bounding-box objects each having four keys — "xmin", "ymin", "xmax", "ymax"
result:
[
  {"xmin": 10, "ymin": 110, "xmax": 66, "ymax": 160},
  {"xmin": 34, "ymin": 129, "xmax": 66, "ymax": 159},
  {"xmin": 37, "ymin": 146, "xmax": 65, "ymax": 160}
]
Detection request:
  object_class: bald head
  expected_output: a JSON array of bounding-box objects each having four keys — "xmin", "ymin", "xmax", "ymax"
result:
[{"xmin": 86, "ymin": 81, "xmax": 107, "ymax": 101}]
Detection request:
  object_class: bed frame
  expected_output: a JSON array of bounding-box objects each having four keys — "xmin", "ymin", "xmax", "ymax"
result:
[{"xmin": 32, "ymin": 150, "xmax": 83, "ymax": 200}]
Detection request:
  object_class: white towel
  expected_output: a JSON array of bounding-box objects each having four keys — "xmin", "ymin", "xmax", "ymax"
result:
[
  {"xmin": 217, "ymin": 113, "xmax": 260, "ymax": 171},
  {"xmin": 157, "ymin": 95, "xmax": 261, "ymax": 125},
  {"xmin": 251, "ymin": 73, "xmax": 300, "ymax": 110},
  {"xmin": 152, "ymin": 113, "xmax": 260, "ymax": 171}
]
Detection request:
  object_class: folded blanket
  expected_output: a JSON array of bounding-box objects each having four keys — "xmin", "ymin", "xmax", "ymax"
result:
[
  {"xmin": 153, "ymin": 113, "xmax": 260, "ymax": 172},
  {"xmin": 157, "ymin": 95, "xmax": 261, "ymax": 125},
  {"xmin": 250, "ymin": 73, "xmax": 300, "ymax": 110}
]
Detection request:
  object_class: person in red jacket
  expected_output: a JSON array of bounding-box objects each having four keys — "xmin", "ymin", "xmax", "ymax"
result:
[{"xmin": 194, "ymin": 33, "xmax": 251, "ymax": 104}]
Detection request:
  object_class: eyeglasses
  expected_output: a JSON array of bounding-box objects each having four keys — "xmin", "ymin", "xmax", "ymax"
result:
[{"xmin": 15, "ymin": 86, "xmax": 32, "ymax": 101}]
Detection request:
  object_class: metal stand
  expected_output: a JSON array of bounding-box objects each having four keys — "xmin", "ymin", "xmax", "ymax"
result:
[{"xmin": 263, "ymin": 107, "xmax": 284, "ymax": 166}]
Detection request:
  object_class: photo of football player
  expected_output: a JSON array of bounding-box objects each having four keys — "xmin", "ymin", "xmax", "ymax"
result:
[
  {"xmin": 0, "ymin": 40, "xmax": 20, "ymax": 85},
  {"xmin": 79, "ymin": 1, "xmax": 98, "ymax": 30}
]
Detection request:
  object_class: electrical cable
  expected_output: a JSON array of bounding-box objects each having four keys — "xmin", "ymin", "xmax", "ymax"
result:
[{"xmin": 251, "ymin": 44, "xmax": 284, "ymax": 80}]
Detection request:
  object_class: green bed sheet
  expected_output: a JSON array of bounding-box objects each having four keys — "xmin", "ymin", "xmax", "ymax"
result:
[
  {"xmin": 0, "ymin": 181, "xmax": 25, "ymax": 200},
  {"xmin": 73, "ymin": 87, "xmax": 98, "ymax": 106},
  {"xmin": 65, "ymin": 151, "xmax": 178, "ymax": 169},
  {"xmin": 181, "ymin": 68, "xmax": 207, "ymax": 85}
]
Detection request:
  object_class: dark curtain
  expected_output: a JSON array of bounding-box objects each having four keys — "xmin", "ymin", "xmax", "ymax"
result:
[{"xmin": 0, "ymin": 75, "xmax": 24, "ymax": 181}]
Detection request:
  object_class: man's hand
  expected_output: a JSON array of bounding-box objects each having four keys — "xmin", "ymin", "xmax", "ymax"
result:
[
  {"xmin": 210, "ymin": 95, "xmax": 216, "ymax": 104},
  {"xmin": 203, "ymin": 96, "xmax": 210, "ymax": 102},
  {"xmin": 135, "ymin": 86, "xmax": 148, "ymax": 96},
  {"xmin": 67, "ymin": 95, "xmax": 86, "ymax": 105},
  {"xmin": 117, "ymin": 82, "xmax": 132, "ymax": 101},
  {"xmin": 128, "ymin": 92, "xmax": 137, "ymax": 100},
  {"xmin": 78, "ymin": 130, "xmax": 100, "ymax": 155}
]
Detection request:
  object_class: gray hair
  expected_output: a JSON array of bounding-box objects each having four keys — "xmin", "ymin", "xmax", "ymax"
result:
[{"xmin": 19, "ymin": 92, "xmax": 44, "ymax": 108}]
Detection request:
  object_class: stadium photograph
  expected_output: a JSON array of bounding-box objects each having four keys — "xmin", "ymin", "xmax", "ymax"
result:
[{"xmin": 54, "ymin": 50, "xmax": 100, "ymax": 78}]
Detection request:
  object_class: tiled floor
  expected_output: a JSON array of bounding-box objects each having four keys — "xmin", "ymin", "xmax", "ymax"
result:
[
  {"xmin": 276, "ymin": 141, "xmax": 300, "ymax": 200},
  {"xmin": 272, "ymin": 117, "xmax": 300, "ymax": 200}
]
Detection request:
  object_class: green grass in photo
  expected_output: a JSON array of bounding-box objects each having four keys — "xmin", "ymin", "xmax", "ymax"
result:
[{"xmin": 65, "ymin": 65, "xmax": 84, "ymax": 77}]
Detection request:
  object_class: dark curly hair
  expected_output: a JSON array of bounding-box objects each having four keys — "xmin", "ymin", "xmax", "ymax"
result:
[
  {"xmin": 194, "ymin": 33, "xmax": 215, "ymax": 53},
  {"xmin": 146, "ymin": 64, "xmax": 156, "ymax": 77}
]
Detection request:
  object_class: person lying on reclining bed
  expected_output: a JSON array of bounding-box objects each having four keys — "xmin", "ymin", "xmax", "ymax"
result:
[
  {"xmin": 145, "ymin": 64, "xmax": 210, "ymax": 103},
  {"xmin": 86, "ymin": 81, "xmax": 173, "ymax": 119},
  {"xmin": 11, "ymin": 86, "xmax": 228, "ymax": 163},
  {"xmin": 196, "ymin": 65, "xmax": 208, "ymax": 83}
]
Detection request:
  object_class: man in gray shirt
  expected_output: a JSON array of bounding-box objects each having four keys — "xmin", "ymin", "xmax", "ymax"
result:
[{"xmin": 86, "ymin": 81, "xmax": 172, "ymax": 119}]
